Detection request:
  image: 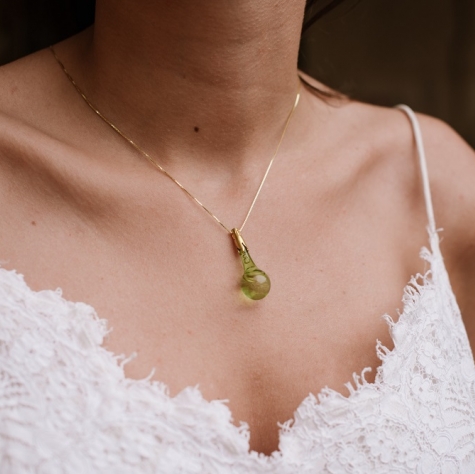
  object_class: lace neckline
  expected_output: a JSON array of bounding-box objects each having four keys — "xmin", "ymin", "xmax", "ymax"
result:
[{"xmin": 0, "ymin": 230, "xmax": 457, "ymax": 459}]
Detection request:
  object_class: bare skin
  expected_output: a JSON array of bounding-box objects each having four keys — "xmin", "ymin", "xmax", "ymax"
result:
[{"xmin": 1, "ymin": 0, "xmax": 475, "ymax": 456}]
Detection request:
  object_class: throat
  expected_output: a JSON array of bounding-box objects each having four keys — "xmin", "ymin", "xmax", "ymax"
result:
[{"xmin": 71, "ymin": 0, "xmax": 307, "ymax": 161}]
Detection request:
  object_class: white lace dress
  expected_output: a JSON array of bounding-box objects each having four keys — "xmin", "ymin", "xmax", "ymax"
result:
[{"xmin": 1, "ymin": 106, "xmax": 475, "ymax": 473}]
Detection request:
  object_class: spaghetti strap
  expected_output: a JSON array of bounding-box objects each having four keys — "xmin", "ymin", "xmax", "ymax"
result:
[{"xmin": 396, "ymin": 105, "xmax": 436, "ymax": 234}]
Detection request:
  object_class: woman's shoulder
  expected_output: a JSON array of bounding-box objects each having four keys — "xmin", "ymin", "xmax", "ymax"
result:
[
  {"xmin": 342, "ymin": 98, "xmax": 475, "ymax": 329},
  {"xmin": 340, "ymin": 98, "xmax": 475, "ymax": 337},
  {"xmin": 329, "ymin": 91, "xmax": 475, "ymax": 245},
  {"xmin": 0, "ymin": 47, "xmax": 104, "ymax": 240},
  {"xmin": 0, "ymin": 48, "xmax": 65, "ymax": 169},
  {"xmin": 410, "ymin": 111, "xmax": 475, "ymax": 235},
  {"xmin": 0, "ymin": 50, "xmax": 62, "ymax": 200},
  {"xmin": 0, "ymin": 45, "xmax": 108, "ymax": 191},
  {"xmin": 302, "ymin": 71, "xmax": 475, "ymax": 276}
]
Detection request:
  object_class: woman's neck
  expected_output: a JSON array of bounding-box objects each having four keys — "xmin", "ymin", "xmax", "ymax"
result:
[{"xmin": 72, "ymin": 0, "xmax": 306, "ymax": 168}]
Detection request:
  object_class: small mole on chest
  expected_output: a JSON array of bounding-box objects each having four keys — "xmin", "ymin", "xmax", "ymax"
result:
[{"xmin": 194, "ymin": 126, "xmax": 199, "ymax": 133}]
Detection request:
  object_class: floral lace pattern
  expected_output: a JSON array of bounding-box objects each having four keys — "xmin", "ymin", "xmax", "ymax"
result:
[{"xmin": 1, "ymin": 230, "xmax": 475, "ymax": 473}]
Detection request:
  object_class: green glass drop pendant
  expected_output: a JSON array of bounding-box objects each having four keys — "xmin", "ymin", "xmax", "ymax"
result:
[{"xmin": 231, "ymin": 228, "xmax": 271, "ymax": 300}]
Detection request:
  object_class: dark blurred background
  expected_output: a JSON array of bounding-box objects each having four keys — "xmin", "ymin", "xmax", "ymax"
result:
[{"xmin": 0, "ymin": 0, "xmax": 474, "ymax": 147}]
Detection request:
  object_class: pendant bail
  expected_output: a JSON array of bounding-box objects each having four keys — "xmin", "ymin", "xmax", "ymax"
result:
[{"xmin": 231, "ymin": 228, "xmax": 248, "ymax": 253}]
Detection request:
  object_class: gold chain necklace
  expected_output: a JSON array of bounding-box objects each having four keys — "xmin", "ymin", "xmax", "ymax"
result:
[{"xmin": 49, "ymin": 46, "xmax": 301, "ymax": 301}]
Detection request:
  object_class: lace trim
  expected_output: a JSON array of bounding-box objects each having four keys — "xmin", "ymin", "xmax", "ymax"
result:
[{"xmin": 1, "ymin": 229, "xmax": 475, "ymax": 472}]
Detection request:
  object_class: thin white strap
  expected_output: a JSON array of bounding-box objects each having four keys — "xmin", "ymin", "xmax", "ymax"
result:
[{"xmin": 396, "ymin": 104, "xmax": 436, "ymax": 234}]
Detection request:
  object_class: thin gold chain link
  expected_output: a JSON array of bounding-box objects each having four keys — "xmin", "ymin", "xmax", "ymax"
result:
[{"xmin": 49, "ymin": 46, "xmax": 301, "ymax": 234}]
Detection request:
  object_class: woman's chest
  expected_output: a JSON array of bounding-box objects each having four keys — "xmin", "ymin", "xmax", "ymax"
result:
[
  {"xmin": 1, "ymin": 244, "xmax": 475, "ymax": 471},
  {"xmin": 0, "ymin": 149, "xmax": 437, "ymax": 453},
  {"xmin": 1, "ymin": 208, "xmax": 426, "ymax": 454}
]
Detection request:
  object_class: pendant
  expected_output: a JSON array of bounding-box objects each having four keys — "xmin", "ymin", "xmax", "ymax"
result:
[{"xmin": 231, "ymin": 228, "xmax": 271, "ymax": 300}]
